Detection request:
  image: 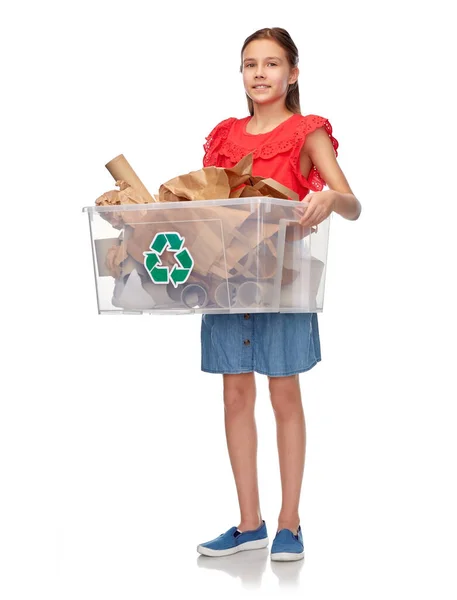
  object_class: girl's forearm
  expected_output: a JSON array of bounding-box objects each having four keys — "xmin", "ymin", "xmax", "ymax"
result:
[{"xmin": 332, "ymin": 192, "xmax": 362, "ymax": 220}]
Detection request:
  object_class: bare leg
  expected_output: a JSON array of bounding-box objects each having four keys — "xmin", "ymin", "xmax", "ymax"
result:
[
  {"xmin": 223, "ymin": 372, "xmax": 262, "ymax": 531},
  {"xmin": 268, "ymin": 374, "xmax": 305, "ymax": 535}
]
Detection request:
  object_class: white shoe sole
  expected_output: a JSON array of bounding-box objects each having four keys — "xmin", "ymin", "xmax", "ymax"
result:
[
  {"xmin": 197, "ymin": 537, "xmax": 269, "ymax": 557},
  {"xmin": 271, "ymin": 551, "xmax": 304, "ymax": 562}
]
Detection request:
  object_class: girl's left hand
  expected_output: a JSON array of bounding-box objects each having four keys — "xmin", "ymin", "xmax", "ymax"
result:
[{"xmin": 294, "ymin": 190, "xmax": 336, "ymax": 228}]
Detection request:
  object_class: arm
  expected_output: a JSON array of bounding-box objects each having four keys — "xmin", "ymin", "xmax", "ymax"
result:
[{"xmin": 301, "ymin": 127, "xmax": 362, "ymax": 220}]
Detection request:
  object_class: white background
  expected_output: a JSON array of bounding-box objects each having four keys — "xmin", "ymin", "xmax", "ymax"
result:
[{"xmin": 1, "ymin": 0, "xmax": 456, "ymax": 598}]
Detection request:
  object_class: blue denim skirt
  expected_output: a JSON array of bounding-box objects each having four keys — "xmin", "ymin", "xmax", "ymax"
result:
[{"xmin": 200, "ymin": 312, "xmax": 321, "ymax": 377}]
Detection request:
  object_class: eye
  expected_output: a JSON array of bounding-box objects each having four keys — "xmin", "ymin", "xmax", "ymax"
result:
[
  {"xmin": 267, "ymin": 63, "xmax": 278, "ymax": 67},
  {"xmin": 245, "ymin": 63, "xmax": 255, "ymax": 68}
]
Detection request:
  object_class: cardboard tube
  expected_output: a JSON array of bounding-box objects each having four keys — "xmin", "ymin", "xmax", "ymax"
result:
[
  {"xmin": 181, "ymin": 284, "xmax": 209, "ymax": 309},
  {"xmin": 185, "ymin": 272, "xmax": 218, "ymax": 306},
  {"xmin": 105, "ymin": 154, "xmax": 156, "ymax": 203},
  {"xmin": 237, "ymin": 281, "xmax": 275, "ymax": 308},
  {"xmin": 237, "ymin": 281, "xmax": 260, "ymax": 308},
  {"xmin": 215, "ymin": 282, "xmax": 239, "ymax": 308}
]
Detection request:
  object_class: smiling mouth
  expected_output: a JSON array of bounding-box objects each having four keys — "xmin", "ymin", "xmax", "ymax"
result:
[{"xmin": 253, "ymin": 85, "xmax": 270, "ymax": 89}]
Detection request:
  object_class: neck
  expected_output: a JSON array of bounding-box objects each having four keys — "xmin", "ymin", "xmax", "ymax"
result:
[{"xmin": 250, "ymin": 102, "xmax": 294, "ymax": 129}]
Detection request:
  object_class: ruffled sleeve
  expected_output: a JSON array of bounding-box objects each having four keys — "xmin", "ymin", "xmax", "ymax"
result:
[
  {"xmin": 291, "ymin": 115, "xmax": 339, "ymax": 192},
  {"xmin": 203, "ymin": 118, "xmax": 237, "ymax": 167}
]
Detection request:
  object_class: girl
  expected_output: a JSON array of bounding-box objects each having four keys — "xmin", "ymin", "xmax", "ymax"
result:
[{"xmin": 197, "ymin": 27, "xmax": 361, "ymax": 562}]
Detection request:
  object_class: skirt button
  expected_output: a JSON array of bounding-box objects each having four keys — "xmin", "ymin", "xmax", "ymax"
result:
[
  {"xmin": 244, "ymin": 313, "xmax": 250, "ymax": 319},
  {"xmin": 244, "ymin": 339, "xmax": 251, "ymax": 346}
]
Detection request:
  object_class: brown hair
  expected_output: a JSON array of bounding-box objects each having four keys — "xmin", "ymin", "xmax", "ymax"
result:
[{"xmin": 239, "ymin": 27, "xmax": 300, "ymax": 116}]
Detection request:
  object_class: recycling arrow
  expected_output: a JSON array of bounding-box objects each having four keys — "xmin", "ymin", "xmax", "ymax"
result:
[{"xmin": 143, "ymin": 231, "xmax": 194, "ymax": 287}]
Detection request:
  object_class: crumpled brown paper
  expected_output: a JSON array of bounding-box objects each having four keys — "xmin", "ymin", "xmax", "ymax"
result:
[
  {"xmin": 105, "ymin": 242, "xmax": 128, "ymax": 279},
  {"xmin": 157, "ymin": 153, "xmax": 299, "ymax": 204},
  {"xmin": 95, "ymin": 179, "xmax": 157, "ymax": 230}
]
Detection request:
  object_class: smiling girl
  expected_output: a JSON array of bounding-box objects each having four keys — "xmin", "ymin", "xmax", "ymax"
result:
[{"xmin": 198, "ymin": 27, "xmax": 361, "ymax": 562}]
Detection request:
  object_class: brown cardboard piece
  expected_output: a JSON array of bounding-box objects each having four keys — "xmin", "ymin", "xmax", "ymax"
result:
[{"xmin": 94, "ymin": 237, "xmax": 121, "ymax": 277}]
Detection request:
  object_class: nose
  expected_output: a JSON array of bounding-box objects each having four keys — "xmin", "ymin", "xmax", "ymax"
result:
[{"xmin": 255, "ymin": 65, "xmax": 265, "ymax": 78}]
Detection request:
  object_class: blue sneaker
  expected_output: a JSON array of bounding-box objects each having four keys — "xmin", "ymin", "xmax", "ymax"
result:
[
  {"xmin": 197, "ymin": 520, "xmax": 269, "ymax": 557},
  {"xmin": 270, "ymin": 525, "xmax": 304, "ymax": 561}
]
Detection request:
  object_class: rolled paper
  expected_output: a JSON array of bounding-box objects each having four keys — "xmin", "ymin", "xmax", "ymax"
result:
[
  {"xmin": 237, "ymin": 280, "xmax": 275, "ymax": 308},
  {"xmin": 238, "ymin": 281, "xmax": 261, "ymax": 308},
  {"xmin": 181, "ymin": 284, "xmax": 209, "ymax": 309},
  {"xmin": 215, "ymin": 281, "xmax": 239, "ymax": 308},
  {"xmin": 105, "ymin": 154, "xmax": 156, "ymax": 203},
  {"xmin": 185, "ymin": 272, "xmax": 219, "ymax": 306}
]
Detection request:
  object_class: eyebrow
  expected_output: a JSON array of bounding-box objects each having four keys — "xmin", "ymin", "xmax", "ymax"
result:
[{"xmin": 243, "ymin": 56, "xmax": 283, "ymax": 62}]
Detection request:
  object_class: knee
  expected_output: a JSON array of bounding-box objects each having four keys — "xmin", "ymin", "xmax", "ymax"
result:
[
  {"xmin": 223, "ymin": 374, "xmax": 255, "ymax": 414},
  {"xmin": 268, "ymin": 375, "xmax": 303, "ymax": 419}
]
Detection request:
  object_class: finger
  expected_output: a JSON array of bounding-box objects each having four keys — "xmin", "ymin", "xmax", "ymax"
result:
[
  {"xmin": 314, "ymin": 210, "xmax": 328, "ymax": 227},
  {"xmin": 300, "ymin": 205, "xmax": 318, "ymax": 226},
  {"xmin": 303, "ymin": 208, "xmax": 325, "ymax": 228},
  {"xmin": 303, "ymin": 192, "xmax": 314, "ymax": 205}
]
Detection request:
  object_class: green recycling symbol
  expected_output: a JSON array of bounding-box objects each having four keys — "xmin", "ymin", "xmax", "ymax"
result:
[{"xmin": 143, "ymin": 231, "xmax": 194, "ymax": 287}]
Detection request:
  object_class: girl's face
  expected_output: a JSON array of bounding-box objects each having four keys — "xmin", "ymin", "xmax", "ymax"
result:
[{"xmin": 242, "ymin": 39, "xmax": 298, "ymax": 108}]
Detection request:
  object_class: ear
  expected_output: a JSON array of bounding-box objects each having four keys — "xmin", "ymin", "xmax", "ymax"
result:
[{"xmin": 289, "ymin": 66, "xmax": 299, "ymax": 85}]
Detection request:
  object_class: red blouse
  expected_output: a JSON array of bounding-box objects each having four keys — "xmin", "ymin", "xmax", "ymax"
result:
[{"xmin": 203, "ymin": 113, "xmax": 339, "ymax": 200}]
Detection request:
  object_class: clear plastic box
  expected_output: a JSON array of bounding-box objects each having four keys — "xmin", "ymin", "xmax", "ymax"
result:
[{"xmin": 83, "ymin": 197, "xmax": 331, "ymax": 314}]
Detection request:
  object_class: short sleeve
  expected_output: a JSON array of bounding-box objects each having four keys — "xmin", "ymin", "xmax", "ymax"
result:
[
  {"xmin": 203, "ymin": 118, "xmax": 237, "ymax": 167},
  {"xmin": 291, "ymin": 115, "xmax": 339, "ymax": 191}
]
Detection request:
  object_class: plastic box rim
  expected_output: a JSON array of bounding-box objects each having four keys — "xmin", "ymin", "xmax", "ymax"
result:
[{"xmin": 82, "ymin": 196, "xmax": 305, "ymax": 214}]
